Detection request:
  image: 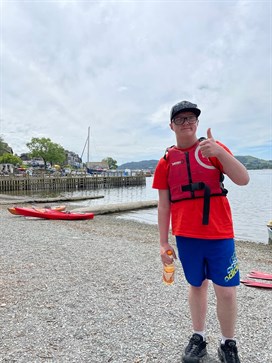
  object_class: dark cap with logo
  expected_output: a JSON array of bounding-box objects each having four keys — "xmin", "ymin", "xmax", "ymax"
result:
[{"xmin": 170, "ymin": 100, "xmax": 201, "ymax": 120}]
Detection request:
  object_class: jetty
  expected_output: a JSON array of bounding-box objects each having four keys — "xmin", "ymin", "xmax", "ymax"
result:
[
  {"xmin": 0, "ymin": 194, "xmax": 105, "ymax": 205},
  {"xmin": 0, "ymin": 172, "xmax": 146, "ymax": 193},
  {"xmin": 70, "ymin": 200, "xmax": 158, "ymax": 215}
]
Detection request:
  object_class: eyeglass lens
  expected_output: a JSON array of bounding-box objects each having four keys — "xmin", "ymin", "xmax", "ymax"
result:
[{"xmin": 173, "ymin": 116, "xmax": 197, "ymax": 125}]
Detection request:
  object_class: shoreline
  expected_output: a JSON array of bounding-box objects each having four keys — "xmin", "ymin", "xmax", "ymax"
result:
[
  {"xmin": 0, "ymin": 193, "xmax": 105, "ymax": 204},
  {"xmin": 1, "ymin": 195, "xmax": 269, "ymax": 245},
  {"xmin": 0, "ymin": 203, "xmax": 271, "ymax": 362}
]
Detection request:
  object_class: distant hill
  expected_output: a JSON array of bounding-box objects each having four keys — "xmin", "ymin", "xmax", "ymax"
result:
[
  {"xmin": 235, "ymin": 156, "xmax": 272, "ymax": 170},
  {"xmin": 118, "ymin": 160, "xmax": 159, "ymax": 170},
  {"xmin": 118, "ymin": 156, "xmax": 272, "ymax": 171}
]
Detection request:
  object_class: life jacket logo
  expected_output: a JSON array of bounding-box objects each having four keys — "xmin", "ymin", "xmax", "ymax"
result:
[
  {"xmin": 195, "ymin": 144, "xmax": 216, "ymax": 170},
  {"xmin": 171, "ymin": 161, "xmax": 183, "ymax": 166}
]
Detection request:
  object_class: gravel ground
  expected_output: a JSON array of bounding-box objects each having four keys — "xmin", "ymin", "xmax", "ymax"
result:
[{"xmin": 0, "ymin": 202, "xmax": 271, "ymax": 363}]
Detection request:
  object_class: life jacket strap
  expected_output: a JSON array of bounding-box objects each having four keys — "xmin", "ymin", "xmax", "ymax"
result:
[
  {"xmin": 182, "ymin": 182, "xmax": 211, "ymax": 225},
  {"xmin": 163, "ymin": 145, "xmax": 175, "ymax": 160},
  {"xmin": 202, "ymin": 184, "xmax": 211, "ymax": 225}
]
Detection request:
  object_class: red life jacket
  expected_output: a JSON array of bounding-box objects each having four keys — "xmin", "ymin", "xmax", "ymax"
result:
[{"xmin": 164, "ymin": 139, "xmax": 228, "ymax": 225}]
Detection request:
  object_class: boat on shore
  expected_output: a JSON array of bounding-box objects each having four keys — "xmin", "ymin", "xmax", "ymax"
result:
[
  {"xmin": 13, "ymin": 207, "xmax": 94, "ymax": 220},
  {"xmin": 8, "ymin": 205, "xmax": 66, "ymax": 215}
]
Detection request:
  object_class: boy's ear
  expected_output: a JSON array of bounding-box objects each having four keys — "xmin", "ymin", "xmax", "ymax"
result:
[{"xmin": 169, "ymin": 122, "xmax": 174, "ymax": 131}]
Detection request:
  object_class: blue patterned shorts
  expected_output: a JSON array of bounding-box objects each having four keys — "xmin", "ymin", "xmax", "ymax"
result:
[{"xmin": 176, "ymin": 236, "xmax": 240, "ymax": 287}]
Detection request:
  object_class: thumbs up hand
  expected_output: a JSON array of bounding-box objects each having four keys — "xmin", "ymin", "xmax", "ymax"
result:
[
  {"xmin": 206, "ymin": 127, "xmax": 213, "ymax": 140},
  {"xmin": 199, "ymin": 128, "xmax": 221, "ymax": 157}
]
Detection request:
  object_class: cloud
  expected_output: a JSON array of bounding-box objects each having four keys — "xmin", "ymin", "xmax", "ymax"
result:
[{"xmin": 1, "ymin": 0, "xmax": 271, "ymax": 164}]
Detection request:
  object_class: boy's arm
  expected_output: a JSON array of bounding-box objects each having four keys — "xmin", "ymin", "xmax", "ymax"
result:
[
  {"xmin": 200, "ymin": 128, "xmax": 249, "ymax": 185},
  {"xmin": 214, "ymin": 149, "xmax": 249, "ymax": 185},
  {"xmin": 158, "ymin": 189, "xmax": 176, "ymax": 263}
]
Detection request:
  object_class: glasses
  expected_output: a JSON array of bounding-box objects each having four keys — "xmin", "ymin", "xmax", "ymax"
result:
[{"xmin": 172, "ymin": 115, "xmax": 198, "ymax": 125}]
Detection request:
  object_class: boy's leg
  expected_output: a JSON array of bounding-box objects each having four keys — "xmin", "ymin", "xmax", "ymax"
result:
[
  {"xmin": 211, "ymin": 250, "xmax": 241, "ymax": 363},
  {"xmin": 213, "ymin": 284, "xmax": 237, "ymax": 338},
  {"xmin": 206, "ymin": 238, "xmax": 239, "ymax": 339},
  {"xmin": 189, "ymin": 279, "xmax": 209, "ymax": 331}
]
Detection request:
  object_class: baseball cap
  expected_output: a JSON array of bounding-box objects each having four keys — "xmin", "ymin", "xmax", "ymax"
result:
[{"xmin": 170, "ymin": 100, "xmax": 201, "ymax": 120}]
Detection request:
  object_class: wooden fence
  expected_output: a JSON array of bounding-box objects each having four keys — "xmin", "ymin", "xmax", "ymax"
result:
[{"xmin": 0, "ymin": 173, "xmax": 146, "ymax": 192}]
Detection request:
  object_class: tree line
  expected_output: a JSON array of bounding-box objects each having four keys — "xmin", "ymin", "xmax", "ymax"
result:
[
  {"xmin": 1, "ymin": 136, "xmax": 270, "ymax": 171},
  {"xmin": 0, "ymin": 136, "xmax": 118, "ymax": 170}
]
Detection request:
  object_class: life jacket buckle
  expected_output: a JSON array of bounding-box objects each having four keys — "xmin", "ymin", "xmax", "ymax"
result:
[{"xmin": 182, "ymin": 182, "xmax": 205, "ymax": 192}]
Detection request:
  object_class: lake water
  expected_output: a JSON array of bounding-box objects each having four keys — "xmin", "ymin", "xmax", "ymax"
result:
[
  {"xmin": 63, "ymin": 169, "xmax": 271, "ymax": 244},
  {"xmin": 5, "ymin": 170, "xmax": 271, "ymax": 244}
]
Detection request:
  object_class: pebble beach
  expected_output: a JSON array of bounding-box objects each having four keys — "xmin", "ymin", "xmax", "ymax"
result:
[{"xmin": 0, "ymin": 200, "xmax": 271, "ymax": 363}]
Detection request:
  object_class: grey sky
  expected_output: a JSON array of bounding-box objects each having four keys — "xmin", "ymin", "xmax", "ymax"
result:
[{"xmin": 1, "ymin": 0, "xmax": 271, "ymax": 164}]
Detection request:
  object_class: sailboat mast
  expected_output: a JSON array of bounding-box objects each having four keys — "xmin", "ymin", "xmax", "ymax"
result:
[{"xmin": 87, "ymin": 126, "xmax": 90, "ymax": 163}]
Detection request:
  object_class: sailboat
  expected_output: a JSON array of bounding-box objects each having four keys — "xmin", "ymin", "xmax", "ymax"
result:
[
  {"xmin": 81, "ymin": 126, "xmax": 91, "ymax": 164},
  {"xmin": 82, "ymin": 127, "xmax": 107, "ymax": 174}
]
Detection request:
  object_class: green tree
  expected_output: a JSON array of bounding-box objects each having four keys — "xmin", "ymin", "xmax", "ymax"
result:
[
  {"xmin": 0, "ymin": 153, "xmax": 22, "ymax": 165},
  {"xmin": 26, "ymin": 137, "xmax": 66, "ymax": 169},
  {"xmin": 0, "ymin": 137, "xmax": 5, "ymax": 155},
  {"xmin": 0, "ymin": 136, "xmax": 12, "ymax": 156},
  {"xmin": 102, "ymin": 157, "xmax": 118, "ymax": 170}
]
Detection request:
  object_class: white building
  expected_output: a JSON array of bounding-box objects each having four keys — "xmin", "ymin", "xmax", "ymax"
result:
[{"xmin": 0, "ymin": 163, "xmax": 14, "ymax": 174}]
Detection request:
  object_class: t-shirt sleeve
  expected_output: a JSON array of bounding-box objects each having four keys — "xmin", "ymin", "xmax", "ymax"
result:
[{"xmin": 152, "ymin": 158, "xmax": 169, "ymax": 189}]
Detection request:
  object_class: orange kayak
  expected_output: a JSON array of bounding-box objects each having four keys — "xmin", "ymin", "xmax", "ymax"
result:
[
  {"xmin": 8, "ymin": 205, "xmax": 66, "ymax": 215},
  {"xmin": 13, "ymin": 207, "xmax": 94, "ymax": 220}
]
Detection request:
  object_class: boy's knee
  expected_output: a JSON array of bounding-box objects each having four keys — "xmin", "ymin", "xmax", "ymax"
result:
[{"xmin": 214, "ymin": 285, "xmax": 237, "ymax": 301}]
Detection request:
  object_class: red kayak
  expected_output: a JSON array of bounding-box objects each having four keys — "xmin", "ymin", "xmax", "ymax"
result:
[
  {"xmin": 240, "ymin": 279, "xmax": 272, "ymax": 289},
  {"xmin": 14, "ymin": 207, "xmax": 94, "ymax": 220},
  {"xmin": 8, "ymin": 205, "xmax": 66, "ymax": 215},
  {"xmin": 247, "ymin": 270, "xmax": 272, "ymax": 281}
]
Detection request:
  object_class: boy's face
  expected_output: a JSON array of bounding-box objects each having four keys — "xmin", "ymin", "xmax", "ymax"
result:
[{"xmin": 170, "ymin": 111, "xmax": 199, "ymax": 136}]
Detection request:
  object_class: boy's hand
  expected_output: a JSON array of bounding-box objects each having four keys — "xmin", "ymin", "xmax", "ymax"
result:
[
  {"xmin": 160, "ymin": 245, "xmax": 177, "ymax": 265},
  {"xmin": 199, "ymin": 128, "xmax": 222, "ymax": 158}
]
